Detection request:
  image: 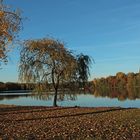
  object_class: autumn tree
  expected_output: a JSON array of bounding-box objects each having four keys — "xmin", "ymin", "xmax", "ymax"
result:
[
  {"xmin": 19, "ymin": 38, "xmax": 82, "ymax": 106},
  {"xmin": 116, "ymin": 72, "xmax": 126, "ymax": 89},
  {"xmin": 0, "ymin": 0, "xmax": 21, "ymax": 66},
  {"xmin": 106, "ymin": 76, "xmax": 117, "ymax": 89},
  {"xmin": 135, "ymin": 72, "xmax": 140, "ymax": 87},
  {"xmin": 126, "ymin": 72, "xmax": 135, "ymax": 88}
]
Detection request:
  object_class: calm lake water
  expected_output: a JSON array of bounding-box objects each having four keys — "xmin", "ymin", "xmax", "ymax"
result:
[{"xmin": 0, "ymin": 91, "xmax": 140, "ymax": 108}]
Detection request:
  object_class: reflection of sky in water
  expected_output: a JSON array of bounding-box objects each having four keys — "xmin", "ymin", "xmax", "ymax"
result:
[{"xmin": 0, "ymin": 94, "xmax": 139, "ymax": 108}]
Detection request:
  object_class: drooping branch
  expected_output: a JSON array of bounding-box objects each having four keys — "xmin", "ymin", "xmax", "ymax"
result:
[{"xmin": 0, "ymin": 0, "xmax": 22, "ymax": 66}]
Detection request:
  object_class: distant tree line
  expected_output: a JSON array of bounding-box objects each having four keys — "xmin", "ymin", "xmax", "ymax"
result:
[
  {"xmin": 93, "ymin": 72, "xmax": 140, "ymax": 90},
  {"xmin": 0, "ymin": 82, "xmax": 34, "ymax": 91},
  {"xmin": 92, "ymin": 72, "xmax": 140, "ymax": 100},
  {"xmin": 0, "ymin": 81, "xmax": 93, "ymax": 92}
]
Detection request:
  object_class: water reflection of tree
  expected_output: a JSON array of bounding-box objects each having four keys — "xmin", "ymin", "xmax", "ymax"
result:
[
  {"xmin": 32, "ymin": 91, "xmax": 78, "ymax": 102},
  {"xmin": 93, "ymin": 87, "xmax": 140, "ymax": 101},
  {"xmin": 0, "ymin": 87, "xmax": 139, "ymax": 103},
  {"xmin": 32, "ymin": 86, "xmax": 140, "ymax": 102},
  {"xmin": 0, "ymin": 94, "xmax": 30, "ymax": 101}
]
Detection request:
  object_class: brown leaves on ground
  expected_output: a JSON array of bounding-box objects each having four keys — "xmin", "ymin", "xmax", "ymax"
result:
[{"xmin": 0, "ymin": 105, "xmax": 139, "ymax": 140}]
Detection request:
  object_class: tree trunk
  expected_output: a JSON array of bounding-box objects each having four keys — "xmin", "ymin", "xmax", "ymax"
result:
[{"xmin": 53, "ymin": 88, "xmax": 58, "ymax": 107}]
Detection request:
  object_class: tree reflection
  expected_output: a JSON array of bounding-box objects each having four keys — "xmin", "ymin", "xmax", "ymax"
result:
[
  {"xmin": 0, "ymin": 94, "xmax": 30, "ymax": 101},
  {"xmin": 32, "ymin": 87, "xmax": 140, "ymax": 102},
  {"xmin": 31, "ymin": 91, "xmax": 78, "ymax": 102},
  {"xmin": 0, "ymin": 87, "xmax": 139, "ymax": 102},
  {"xmin": 93, "ymin": 87, "xmax": 140, "ymax": 101}
]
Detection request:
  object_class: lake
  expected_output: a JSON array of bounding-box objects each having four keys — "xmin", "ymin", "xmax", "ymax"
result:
[{"xmin": 0, "ymin": 90, "xmax": 139, "ymax": 108}]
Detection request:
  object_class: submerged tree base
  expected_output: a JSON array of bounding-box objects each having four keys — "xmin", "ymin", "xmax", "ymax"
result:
[{"xmin": 0, "ymin": 105, "xmax": 139, "ymax": 140}]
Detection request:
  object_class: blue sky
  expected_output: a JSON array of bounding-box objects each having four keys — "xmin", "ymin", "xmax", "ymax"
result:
[{"xmin": 1, "ymin": 0, "xmax": 140, "ymax": 82}]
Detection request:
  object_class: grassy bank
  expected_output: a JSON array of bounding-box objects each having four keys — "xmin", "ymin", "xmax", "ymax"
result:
[{"xmin": 0, "ymin": 105, "xmax": 139, "ymax": 140}]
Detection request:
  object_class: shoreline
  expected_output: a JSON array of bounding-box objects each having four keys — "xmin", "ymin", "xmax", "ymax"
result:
[{"xmin": 0, "ymin": 104, "xmax": 139, "ymax": 108}]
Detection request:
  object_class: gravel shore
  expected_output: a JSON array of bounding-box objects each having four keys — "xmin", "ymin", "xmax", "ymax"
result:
[{"xmin": 0, "ymin": 105, "xmax": 139, "ymax": 140}]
